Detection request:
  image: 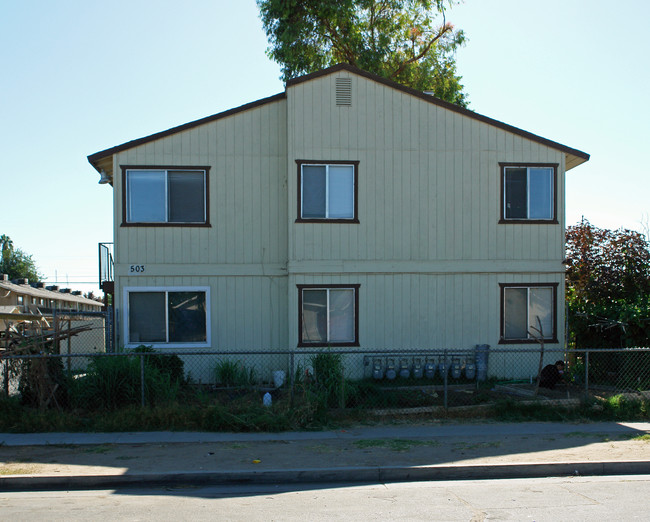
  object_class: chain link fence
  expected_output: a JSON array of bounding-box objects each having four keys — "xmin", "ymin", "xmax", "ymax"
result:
[
  {"xmin": 2, "ymin": 344, "xmax": 649, "ymax": 413},
  {"xmin": 1, "ymin": 310, "xmax": 110, "ymax": 407}
]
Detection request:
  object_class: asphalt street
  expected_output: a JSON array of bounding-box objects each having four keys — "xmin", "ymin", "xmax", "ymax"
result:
[{"xmin": 2, "ymin": 475, "xmax": 649, "ymax": 521}]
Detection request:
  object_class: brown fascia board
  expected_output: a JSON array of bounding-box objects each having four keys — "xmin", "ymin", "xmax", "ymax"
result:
[
  {"xmin": 87, "ymin": 92, "xmax": 287, "ymax": 173},
  {"xmin": 287, "ymin": 64, "xmax": 590, "ymax": 167}
]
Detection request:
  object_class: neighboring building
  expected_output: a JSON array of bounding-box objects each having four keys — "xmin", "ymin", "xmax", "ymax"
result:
[
  {"xmin": 0, "ymin": 275, "xmax": 105, "ymax": 359},
  {"xmin": 0, "ymin": 275, "xmax": 103, "ymax": 315},
  {"xmin": 88, "ymin": 64, "xmax": 589, "ymax": 380}
]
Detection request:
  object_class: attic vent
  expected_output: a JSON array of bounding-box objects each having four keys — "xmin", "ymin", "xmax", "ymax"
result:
[{"xmin": 335, "ymin": 78, "xmax": 352, "ymax": 106}]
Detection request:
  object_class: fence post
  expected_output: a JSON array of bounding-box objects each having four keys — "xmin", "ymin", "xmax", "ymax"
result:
[
  {"xmin": 444, "ymin": 349, "xmax": 448, "ymax": 409},
  {"xmin": 106, "ymin": 307, "xmax": 114, "ymax": 353},
  {"xmin": 289, "ymin": 351, "xmax": 295, "ymax": 408},
  {"xmin": 67, "ymin": 318, "xmax": 72, "ymax": 378},
  {"xmin": 140, "ymin": 353, "xmax": 145, "ymax": 407},
  {"xmin": 53, "ymin": 309, "xmax": 58, "ymax": 355},
  {"xmin": 3, "ymin": 359, "xmax": 8, "ymax": 397},
  {"xmin": 585, "ymin": 350, "xmax": 589, "ymax": 394},
  {"xmin": 339, "ymin": 361, "xmax": 345, "ymax": 410}
]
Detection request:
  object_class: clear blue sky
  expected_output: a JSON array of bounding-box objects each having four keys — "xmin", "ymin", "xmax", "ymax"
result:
[{"xmin": 2, "ymin": 0, "xmax": 648, "ymax": 295}]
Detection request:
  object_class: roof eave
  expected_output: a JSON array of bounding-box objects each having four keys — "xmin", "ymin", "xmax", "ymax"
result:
[{"xmin": 87, "ymin": 92, "xmax": 287, "ymax": 181}]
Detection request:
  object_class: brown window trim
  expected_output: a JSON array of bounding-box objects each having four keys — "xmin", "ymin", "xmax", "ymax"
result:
[
  {"xmin": 295, "ymin": 160, "xmax": 360, "ymax": 223},
  {"xmin": 121, "ymin": 165, "xmax": 211, "ymax": 227},
  {"xmin": 498, "ymin": 163, "xmax": 558, "ymax": 224},
  {"xmin": 499, "ymin": 282, "xmax": 559, "ymax": 344},
  {"xmin": 298, "ymin": 284, "xmax": 360, "ymax": 347}
]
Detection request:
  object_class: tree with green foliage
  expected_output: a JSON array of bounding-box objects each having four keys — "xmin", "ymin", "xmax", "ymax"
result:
[
  {"xmin": 0, "ymin": 234, "xmax": 41, "ymax": 282},
  {"xmin": 565, "ymin": 219, "xmax": 650, "ymax": 348},
  {"xmin": 257, "ymin": 0, "xmax": 468, "ymax": 106}
]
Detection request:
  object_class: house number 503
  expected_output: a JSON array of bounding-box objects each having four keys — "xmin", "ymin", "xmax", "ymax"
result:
[{"xmin": 130, "ymin": 265, "xmax": 145, "ymax": 273}]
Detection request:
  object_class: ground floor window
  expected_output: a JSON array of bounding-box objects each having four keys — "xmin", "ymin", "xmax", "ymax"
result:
[
  {"xmin": 500, "ymin": 283, "xmax": 558, "ymax": 343},
  {"xmin": 124, "ymin": 287, "xmax": 209, "ymax": 346},
  {"xmin": 298, "ymin": 284, "xmax": 359, "ymax": 346}
]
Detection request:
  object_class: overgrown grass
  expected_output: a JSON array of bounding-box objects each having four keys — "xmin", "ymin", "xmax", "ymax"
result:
[
  {"xmin": 0, "ymin": 386, "xmax": 340, "ymax": 433},
  {"xmin": 311, "ymin": 351, "xmax": 344, "ymax": 409},
  {"xmin": 214, "ymin": 360, "xmax": 257, "ymax": 388},
  {"xmin": 490, "ymin": 395, "xmax": 650, "ymax": 422},
  {"xmin": 2, "ymin": 377, "xmax": 649, "ymax": 433},
  {"xmin": 70, "ymin": 355, "xmax": 179, "ymax": 410}
]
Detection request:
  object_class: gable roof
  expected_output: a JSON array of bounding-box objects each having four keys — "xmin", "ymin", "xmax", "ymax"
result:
[
  {"xmin": 288, "ymin": 64, "xmax": 590, "ymax": 170},
  {"xmin": 88, "ymin": 64, "xmax": 589, "ymax": 181},
  {"xmin": 87, "ymin": 92, "xmax": 287, "ymax": 182}
]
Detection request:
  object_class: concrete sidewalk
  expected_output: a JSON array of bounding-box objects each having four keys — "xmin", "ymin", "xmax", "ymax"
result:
[{"xmin": 1, "ymin": 422, "xmax": 649, "ymax": 490}]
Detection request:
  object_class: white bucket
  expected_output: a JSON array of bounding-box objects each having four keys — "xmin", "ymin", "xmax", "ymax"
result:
[{"xmin": 273, "ymin": 370, "xmax": 286, "ymax": 388}]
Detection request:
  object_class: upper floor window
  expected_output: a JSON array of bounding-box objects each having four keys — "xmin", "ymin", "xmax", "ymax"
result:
[
  {"xmin": 296, "ymin": 160, "xmax": 359, "ymax": 223},
  {"xmin": 500, "ymin": 163, "xmax": 557, "ymax": 223},
  {"xmin": 122, "ymin": 166, "xmax": 209, "ymax": 226},
  {"xmin": 500, "ymin": 283, "xmax": 558, "ymax": 343}
]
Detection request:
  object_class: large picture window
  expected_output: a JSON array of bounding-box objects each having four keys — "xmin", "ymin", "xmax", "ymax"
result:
[
  {"xmin": 500, "ymin": 283, "xmax": 558, "ymax": 343},
  {"xmin": 500, "ymin": 164, "xmax": 557, "ymax": 223},
  {"xmin": 298, "ymin": 284, "xmax": 359, "ymax": 346},
  {"xmin": 122, "ymin": 167, "xmax": 209, "ymax": 225},
  {"xmin": 296, "ymin": 161, "xmax": 359, "ymax": 222},
  {"xmin": 125, "ymin": 287, "xmax": 209, "ymax": 347}
]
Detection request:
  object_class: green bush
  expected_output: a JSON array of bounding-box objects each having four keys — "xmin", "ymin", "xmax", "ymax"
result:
[
  {"xmin": 311, "ymin": 351, "xmax": 344, "ymax": 409},
  {"xmin": 131, "ymin": 345, "xmax": 185, "ymax": 384},
  {"xmin": 214, "ymin": 359, "xmax": 257, "ymax": 387},
  {"xmin": 18, "ymin": 354, "xmax": 70, "ymax": 409},
  {"xmin": 71, "ymin": 355, "xmax": 178, "ymax": 410}
]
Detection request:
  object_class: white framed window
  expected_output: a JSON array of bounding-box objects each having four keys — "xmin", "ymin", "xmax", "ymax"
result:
[
  {"xmin": 298, "ymin": 284, "xmax": 359, "ymax": 346},
  {"xmin": 500, "ymin": 164, "xmax": 557, "ymax": 222},
  {"xmin": 296, "ymin": 161, "xmax": 358, "ymax": 222},
  {"xmin": 500, "ymin": 283, "xmax": 558, "ymax": 343},
  {"xmin": 124, "ymin": 286, "xmax": 210, "ymax": 348},
  {"xmin": 123, "ymin": 167, "xmax": 208, "ymax": 225}
]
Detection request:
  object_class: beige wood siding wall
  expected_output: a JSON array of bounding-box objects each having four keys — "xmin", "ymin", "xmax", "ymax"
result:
[
  {"xmin": 290, "ymin": 271, "xmax": 564, "ymax": 379},
  {"xmin": 287, "ymin": 72, "xmax": 566, "ymax": 265},
  {"xmin": 112, "ymin": 99, "xmax": 289, "ymax": 354},
  {"xmin": 117, "ymin": 275, "xmax": 288, "ymax": 382},
  {"xmin": 286, "ymin": 71, "xmax": 567, "ymax": 367},
  {"xmin": 108, "ymin": 70, "xmax": 571, "ymax": 380},
  {"xmin": 113, "ymin": 99, "xmax": 287, "ymax": 267}
]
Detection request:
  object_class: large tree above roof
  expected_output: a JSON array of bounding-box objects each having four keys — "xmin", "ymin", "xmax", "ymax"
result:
[{"xmin": 257, "ymin": 0, "xmax": 468, "ymax": 107}]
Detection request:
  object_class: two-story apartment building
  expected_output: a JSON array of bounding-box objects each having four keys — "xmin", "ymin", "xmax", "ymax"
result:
[
  {"xmin": 0, "ymin": 275, "xmax": 103, "ymax": 315},
  {"xmin": 88, "ymin": 64, "xmax": 589, "ymax": 380}
]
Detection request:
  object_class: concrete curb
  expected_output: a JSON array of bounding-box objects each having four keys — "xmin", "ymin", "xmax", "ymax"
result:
[{"xmin": 2, "ymin": 461, "xmax": 650, "ymax": 491}]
